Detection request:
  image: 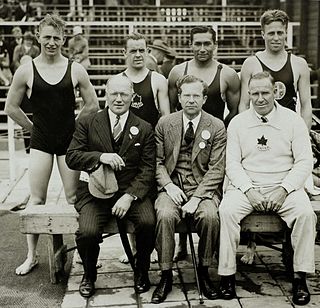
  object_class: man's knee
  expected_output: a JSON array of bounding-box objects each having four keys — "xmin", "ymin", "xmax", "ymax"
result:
[
  {"xmin": 155, "ymin": 193, "xmax": 177, "ymax": 223},
  {"xmin": 66, "ymin": 194, "xmax": 77, "ymax": 204},
  {"xmin": 219, "ymin": 200, "xmax": 237, "ymax": 220}
]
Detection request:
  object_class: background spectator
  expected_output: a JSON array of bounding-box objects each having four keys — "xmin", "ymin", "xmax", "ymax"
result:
[
  {"xmin": 0, "ymin": 31, "xmax": 11, "ymax": 86},
  {"xmin": 68, "ymin": 25, "xmax": 90, "ymax": 70},
  {"xmin": 12, "ymin": 31, "xmax": 40, "ymax": 73},
  {"xmin": 7, "ymin": 26, "xmax": 22, "ymax": 72},
  {"xmin": 160, "ymin": 48, "xmax": 177, "ymax": 79},
  {"xmin": 14, "ymin": 0, "xmax": 34, "ymax": 21},
  {"xmin": 0, "ymin": 0, "xmax": 12, "ymax": 21}
]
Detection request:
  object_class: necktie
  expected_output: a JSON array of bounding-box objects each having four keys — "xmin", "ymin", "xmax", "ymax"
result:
[
  {"xmin": 113, "ymin": 115, "xmax": 122, "ymax": 142},
  {"xmin": 261, "ymin": 116, "xmax": 268, "ymax": 123},
  {"xmin": 184, "ymin": 121, "xmax": 194, "ymax": 145}
]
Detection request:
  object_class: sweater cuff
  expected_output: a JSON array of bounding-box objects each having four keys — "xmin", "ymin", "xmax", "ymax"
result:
[
  {"xmin": 239, "ymin": 183, "xmax": 253, "ymax": 194},
  {"xmin": 280, "ymin": 182, "xmax": 295, "ymax": 194}
]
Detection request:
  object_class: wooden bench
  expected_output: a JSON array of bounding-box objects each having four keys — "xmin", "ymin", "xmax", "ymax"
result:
[{"xmin": 19, "ymin": 201, "xmax": 320, "ymax": 283}]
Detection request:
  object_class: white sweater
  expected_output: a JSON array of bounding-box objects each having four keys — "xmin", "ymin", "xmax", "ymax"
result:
[{"xmin": 226, "ymin": 103, "xmax": 313, "ymax": 193}]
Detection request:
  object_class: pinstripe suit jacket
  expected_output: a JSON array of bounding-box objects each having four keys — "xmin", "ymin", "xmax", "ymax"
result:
[
  {"xmin": 155, "ymin": 110, "xmax": 226, "ymax": 200},
  {"xmin": 66, "ymin": 108, "xmax": 156, "ymax": 203}
]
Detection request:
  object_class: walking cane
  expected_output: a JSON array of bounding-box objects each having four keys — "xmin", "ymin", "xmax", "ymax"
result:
[
  {"xmin": 116, "ymin": 218, "xmax": 136, "ymax": 272},
  {"xmin": 177, "ymin": 173, "xmax": 204, "ymax": 304}
]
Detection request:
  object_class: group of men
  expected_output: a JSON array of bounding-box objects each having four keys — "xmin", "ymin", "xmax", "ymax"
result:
[{"xmin": 4, "ymin": 8, "xmax": 316, "ymax": 307}]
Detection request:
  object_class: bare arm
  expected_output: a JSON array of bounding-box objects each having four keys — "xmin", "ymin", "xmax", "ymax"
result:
[
  {"xmin": 168, "ymin": 65, "xmax": 181, "ymax": 112},
  {"xmin": 153, "ymin": 73, "xmax": 170, "ymax": 116},
  {"xmin": 4, "ymin": 64, "xmax": 33, "ymax": 131},
  {"xmin": 223, "ymin": 68, "xmax": 240, "ymax": 126},
  {"xmin": 239, "ymin": 57, "xmax": 256, "ymax": 113},
  {"xmin": 72, "ymin": 62, "xmax": 99, "ymax": 119},
  {"xmin": 296, "ymin": 57, "xmax": 312, "ymax": 130}
]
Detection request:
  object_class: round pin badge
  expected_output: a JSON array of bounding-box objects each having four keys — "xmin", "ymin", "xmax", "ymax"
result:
[
  {"xmin": 201, "ymin": 130, "xmax": 210, "ymax": 140},
  {"xmin": 130, "ymin": 126, "xmax": 139, "ymax": 135},
  {"xmin": 199, "ymin": 141, "xmax": 206, "ymax": 149}
]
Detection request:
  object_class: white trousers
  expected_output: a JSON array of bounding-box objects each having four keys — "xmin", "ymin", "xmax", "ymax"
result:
[{"xmin": 218, "ymin": 186, "xmax": 317, "ymax": 276}]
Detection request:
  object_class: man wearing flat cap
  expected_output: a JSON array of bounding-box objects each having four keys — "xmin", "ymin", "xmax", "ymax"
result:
[
  {"xmin": 146, "ymin": 39, "xmax": 171, "ymax": 74},
  {"xmin": 66, "ymin": 74, "xmax": 156, "ymax": 298}
]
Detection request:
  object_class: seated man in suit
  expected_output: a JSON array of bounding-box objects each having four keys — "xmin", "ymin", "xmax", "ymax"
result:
[
  {"xmin": 218, "ymin": 71, "xmax": 316, "ymax": 306},
  {"xmin": 66, "ymin": 75, "xmax": 156, "ymax": 298},
  {"xmin": 152, "ymin": 75, "xmax": 226, "ymax": 303}
]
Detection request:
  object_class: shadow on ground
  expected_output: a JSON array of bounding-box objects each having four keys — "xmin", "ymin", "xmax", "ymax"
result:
[{"xmin": 0, "ymin": 209, "xmax": 75, "ymax": 308}]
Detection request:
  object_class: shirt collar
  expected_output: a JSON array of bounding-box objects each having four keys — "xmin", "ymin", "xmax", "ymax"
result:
[
  {"xmin": 254, "ymin": 103, "xmax": 276, "ymax": 122},
  {"xmin": 249, "ymin": 101, "xmax": 281, "ymax": 129},
  {"xmin": 108, "ymin": 108, "xmax": 129, "ymax": 130},
  {"xmin": 182, "ymin": 111, "xmax": 201, "ymax": 133}
]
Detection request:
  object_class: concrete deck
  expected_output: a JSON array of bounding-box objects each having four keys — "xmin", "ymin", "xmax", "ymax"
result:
[{"xmin": 1, "ymin": 148, "xmax": 320, "ymax": 308}]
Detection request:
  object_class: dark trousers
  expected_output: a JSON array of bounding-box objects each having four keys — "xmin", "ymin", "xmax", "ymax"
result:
[{"xmin": 75, "ymin": 181, "xmax": 156, "ymax": 281}]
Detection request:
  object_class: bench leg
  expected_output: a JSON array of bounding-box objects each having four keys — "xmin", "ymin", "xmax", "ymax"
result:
[
  {"xmin": 282, "ymin": 228, "xmax": 294, "ymax": 277},
  {"xmin": 47, "ymin": 234, "xmax": 67, "ymax": 284}
]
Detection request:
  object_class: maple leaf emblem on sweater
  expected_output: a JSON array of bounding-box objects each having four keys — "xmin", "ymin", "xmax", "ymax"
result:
[{"xmin": 257, "ymin": 135, "xmax": 268, "ymax": 146}]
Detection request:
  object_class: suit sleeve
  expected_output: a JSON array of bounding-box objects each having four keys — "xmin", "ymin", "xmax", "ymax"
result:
[
  {"xmin": 124, "ymin": 124, "xmax": 156, "ymax": 200},
  {"xmin": 193, "ymin": 122, "xmax": 227, "ymax": 199},
  {"xmin": 155, "ymin": 118, "xmax": 173, "ymax": 190},
  {"xmin": 65, "ymin": 115, "xmax": 102, "ymax": 173}
]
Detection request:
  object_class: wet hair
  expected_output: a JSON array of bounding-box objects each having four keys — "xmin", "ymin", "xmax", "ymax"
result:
[
  {"xmin": 177, "ymin": 75, "xmax": 208, "ymax": 96},
  {"xmin": 123, "ymin": 32, "xmax": 147, "ymax": 48},
  {"xmin": 38, "ymin": 14, "xmax": 66, "ymax": 35},
  {"xmin": 248, "ymin": 71, "xmax": 275, "ymax": 87},
  {"xmin": 190, "ymin": 26, "xmax": 216, "ymax": 43},
  {"xmin": 260, "ymin": 9, "xmax": 289, "ymax": 30}
]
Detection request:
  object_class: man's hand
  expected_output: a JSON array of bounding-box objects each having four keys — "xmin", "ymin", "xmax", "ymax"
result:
[
  {"xmin": 165, "ymin": 182, "xmax": 188, "ymax": 207},
  {"xmin": 112, "ymin": 193, "xmax": 134, "ymax": 219},
  {"xmin": 265, "ymin": 186, "xmax": 288, "ymax": 212},
  {"xmin": 181, "ymin": 197, "xmax": 201, "ymax": 218},
  {"xmin": 245, "ymin": 188, "xmax": 267, "ymax": 212},
  {"xmin": 100, "ymin": 153, "xmax": 125, "ymax": 171}
]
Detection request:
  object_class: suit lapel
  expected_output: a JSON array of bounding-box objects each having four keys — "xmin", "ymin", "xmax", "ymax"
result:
[
  {"xmin": 94, "ymin": 108, "xmax": 114, "ymax": 153},
  {"xmin": 192, "ymin": 112, "xmax": 210, "ymax": 163},
  {"xmin": 118, "ymin": 112, "xmax": 138, "ymax": 157},
  {"xmin": 167, "ymin": 112, "xmax": 183, "ymax": 171}
]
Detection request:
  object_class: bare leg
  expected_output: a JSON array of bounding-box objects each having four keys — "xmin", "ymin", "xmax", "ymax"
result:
[
  {"xmin": 56, "ymin": 155, "xmax": 79, "ymax": 205},
  {"xmin": 173, "ymin": 232, "xmax": 188, "ymax": 261},
  {"xmin": 119, "ymin": 234, "xmax": 137, "ymax": 263},
  {"xmin": 240, "ymin": 234, "xmax": 256, "ymax": 265},
  {"xmin": 16, "ymin": 149, "xmax": 54, "ymax": 275}
]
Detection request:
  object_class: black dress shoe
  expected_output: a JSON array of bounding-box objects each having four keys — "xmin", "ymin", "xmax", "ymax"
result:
[
  {"xmin": 79, "ymin": 276, "xmax": 95, "ymax": 298},
  {"xmin": 219, "ymin": 275, "xmax": 236, "ymax": 300},
  {"xmin": 198, "ymin": 270, "xmax": 219, "ymax": 300},
  {"xmin": 151, "ymin": 271, "xmax": 173, "ymax": 304},
  {"xmin": 292, "ymin": 277, "xmax": 310, "ymax": 305},
  {"xmin": 134, "ymin": 270, "xmax": 150, "ymax": 294}
]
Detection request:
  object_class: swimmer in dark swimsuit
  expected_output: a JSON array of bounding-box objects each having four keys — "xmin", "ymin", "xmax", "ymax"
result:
[
  {"xmin": 168, "ymin": 26, "xmax": 240, "ymax": 260},
  {"xmin": 240, "ymin": 9, "xmax": 312, "ymax": 130},
  {"xmin": 5, "ymin": 14, "xmax": 99, "ymax": 276}
]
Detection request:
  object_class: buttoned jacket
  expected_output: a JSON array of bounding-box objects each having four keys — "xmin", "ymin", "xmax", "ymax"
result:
[
  {"xmin": 155, "ymin": 110, "xmax": 226, "ymax": 200},
  {"xmin": 66, "ymin": 108, "xmax": 156, "ymax": 201}
]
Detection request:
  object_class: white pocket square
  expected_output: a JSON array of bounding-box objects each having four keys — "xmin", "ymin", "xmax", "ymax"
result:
[{"xmin": 134, "ymin": 143, "xmax": 141, "ymax": 146}]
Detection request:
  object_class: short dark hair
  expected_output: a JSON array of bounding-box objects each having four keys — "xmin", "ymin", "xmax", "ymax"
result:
[
  {"xmin": 260, "ymin": 9, "xmax": 289, "ymax": 31},
  {"xmin": 124, "ymin": 32, "xmax": 147, "ymax": 49},
  {"xmin": 248, "ymin": 71, "xmax": 275, "ymax": 87},
  {"xmin": 39, "ymin": 14, "xmax": 66, "ymax": 35},
  {"xmin": 177, "ymin": 75, "xmax": 208, "ymax": 96},
  {"xmin": 190, "ymin": 26, "xmax": 216, "ymax": 43}
]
